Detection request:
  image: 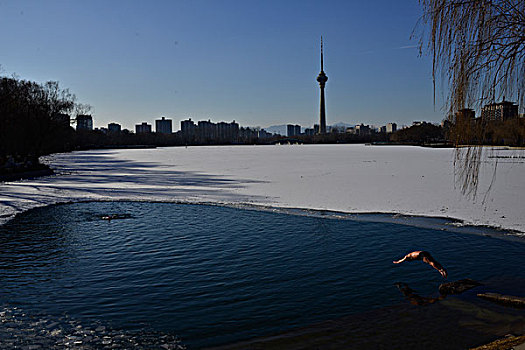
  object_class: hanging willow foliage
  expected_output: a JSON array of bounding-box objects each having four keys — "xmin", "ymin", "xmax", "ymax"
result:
[{"xmin": 418, "ymin": 0, "xmax": 525, "ymax": 198}]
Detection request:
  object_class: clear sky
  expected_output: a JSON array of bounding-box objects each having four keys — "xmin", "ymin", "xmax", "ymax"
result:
[{"xmin": 0, "ymin": 0, "xmax": 446, "ymax": 131}]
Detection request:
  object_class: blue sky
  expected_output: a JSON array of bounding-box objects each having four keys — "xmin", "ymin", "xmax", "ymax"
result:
[{"xmin": 0, "ymin": 0, "xmax": 445, "ymax": 130}]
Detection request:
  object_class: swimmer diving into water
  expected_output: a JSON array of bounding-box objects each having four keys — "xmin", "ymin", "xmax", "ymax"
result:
[{"xmin": 393, "ymin": 251, "xmax": 448, "ymax": 278}]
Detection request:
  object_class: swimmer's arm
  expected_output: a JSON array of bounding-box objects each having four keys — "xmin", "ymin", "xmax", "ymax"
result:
[
  {"xmin": 393, "ymin": 251, "xmax": 421, "ymax": 264},
  {"xmin": 393, "ymin": 255, "xmax": 407, "ymax": 264}
]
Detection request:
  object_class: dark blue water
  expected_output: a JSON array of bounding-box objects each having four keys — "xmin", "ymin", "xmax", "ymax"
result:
[{"xmin": 0, "ymin": 202, "xmax": 524, "ymax": 348}]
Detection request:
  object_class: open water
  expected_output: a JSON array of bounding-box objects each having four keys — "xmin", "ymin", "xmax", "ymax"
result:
[{"xmin": 0, "ymin": 201, "xmax": 524, "ymax": 349}]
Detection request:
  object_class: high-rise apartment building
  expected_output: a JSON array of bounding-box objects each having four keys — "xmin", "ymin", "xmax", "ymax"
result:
[
  {"xmin": 108, "ymin": 123, "xmax": 121, "ymax": 133},
  {"xmin": 136, "ymin": 122, "xmax": 152, "ymax": 133},
  {"xmin": 287, "ymin": 124, "xmax": 301, "ymax": 137},
  {"xmin": 155, "ymin": 117, "xmax": 172, "ymax": 134},
  {"xmin": 481, "ymin": 100, "xmax": 518, "ymax": 121},
  {"xmin": 76, "ymin": 115, "xmax": 93, "ymax": 131},
  {"xmin": 386, "ymin": 123, "xmax": 397, "ymax": 133}
]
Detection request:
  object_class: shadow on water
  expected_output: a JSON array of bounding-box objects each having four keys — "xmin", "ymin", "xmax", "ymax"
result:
[
  {"xmin": 207, "ymin": 277, "xmax": 525, "ymax": 350},
  {"xmin": 394, "ymin": 282, "xmax": 445, "ymax": 305},
  {"xmin": 205, "ymin": 299, "xmax": 525, "ymax": 350}
]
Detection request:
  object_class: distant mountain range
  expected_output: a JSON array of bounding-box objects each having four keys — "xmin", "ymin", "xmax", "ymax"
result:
[
  {"xmin": 264, "ymin": 125, "xmax": 288, "ymax": 135},
  {"xmin": 264, "ymin": 122, "xmax": 354, "ymax": 135},
  {"xmin": 330, "ymin": 122, "xmax": 354, "ymax": 129}
]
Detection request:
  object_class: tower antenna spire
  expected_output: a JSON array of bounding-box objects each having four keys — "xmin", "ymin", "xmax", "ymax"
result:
[{"xmin": 321, "ymin": 36, "xmax": 324, "ymax": 71}]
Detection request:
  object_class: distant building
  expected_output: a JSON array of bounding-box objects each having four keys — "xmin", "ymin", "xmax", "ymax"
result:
[
  {"xmin": 378, "ymin": 125, "xmax": 387, "ymax": 133},
  {"xmin": 355, "ymin": 124, "xmax": 370, "ymax": 136},
  {"xmin": 287, "ymin": 124, "xmax": 295, "ymax": 137},
  {"xmin": 180, "ymin": 118, "xmax": 273, "ymax": 143},
  {"xmin": 136, "ymin": 122, "xmax": 152, "ymax": 134},
  {"xmin": 239, "ymin": 127, "xmax": 259, "ymax": 142},
  {"xmin": 108, "ymin": 123, "xmax": 121, "ymax": 133},
  {"xmin": 457, "ymin": 108, "xmax": 475, "ymax": 119},
  {"xmin": 155, "ymin": 117, "xmax": 172, "ymax": 134},
  {"xmin": 198, "ymin": 120, "xmax": 217, "ymax": 140},
  {"xmin": 287, "ymin": 124, "xmax": 301, "ymax": 137},
  {"xmin": 304, "ymin": 128, "xmax": 315, "ymax": 136},
  {"xmin": 53, "ymin": 113, "xmax": 70, "ymax": 127},
  {"xmin": 481, "ymin": 100, "xmax": 518, "ymax": 121},
  {"xmin": 454, "ymin": 109, "xmax": 476, "ymax": 125},
  {"xmin": 258, "ymin": 129, "xmax": 272, "ymax": 139},
  {"xmin": 314, "ymin": 124, "xmax": 320, "ymax": 134},
  {"xmin": 181, "ymin": 118, "xmax": 196, "ymax": 135},
  {"xmin": 76, "ymin": 115, "xmax": 93, "ymax": 131},
  {"xmin": 386, "ymin": 123, "xmax": 397, "ymax": 133},
  {"xmin": 330, "ymin": 125, "xmax": 345, "ymax": 133},
  {"xmin": 217, "ymin": 121, "xmax": 239, "ymax": 142},
  {"xmin": 441, "ymin": 119, "xmax": 451, "ymax": 128}
]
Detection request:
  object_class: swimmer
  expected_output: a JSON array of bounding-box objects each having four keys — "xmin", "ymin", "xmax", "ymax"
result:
[{"xmin": 393, "ymin": 251, "xmax": 447, "ymax": 278}]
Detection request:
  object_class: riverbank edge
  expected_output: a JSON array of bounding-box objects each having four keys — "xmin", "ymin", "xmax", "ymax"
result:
[
  {"xmin": 3, "ymin": 199, "xmax": 524, "ymax": 243},
  {"xmin": 0, "ymin": 162, "xmax": 54, "ymax": 182},
  {"xmin": 470, "ymin": 334, "xmax": 525, "ymax": 350}
]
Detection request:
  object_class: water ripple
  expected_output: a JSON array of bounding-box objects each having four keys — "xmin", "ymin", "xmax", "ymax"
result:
[{"xmin": 0, "ymin": 202, "xmax": 524, "ymax": 348}]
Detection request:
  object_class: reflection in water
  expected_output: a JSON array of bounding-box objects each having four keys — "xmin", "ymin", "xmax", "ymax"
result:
[
  {"xmin": 395, "ymin": 279, "xmax": 485, "ymax": 306},
  {"xmin": 395, "ymin": 282, "xmax": 445, "ymax": 306},
  {"xmin": 0, "ymin": 201, "xmax": 524, "ymax": 349}
]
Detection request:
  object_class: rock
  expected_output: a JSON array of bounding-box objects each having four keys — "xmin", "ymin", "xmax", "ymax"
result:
[
  {"xmin": 24, "ymin": 345, "xmax": 42, "ymax": 350},
  {"xmin": 49, "ymin": 329, "xmax": 62, "ymax": 337},
  {"xmin": 95, "ymin": 326, "xmax": 106, "ymax": 332},
  {"xmin": 45, "ymin": 321, "xmax": 59, "ymax": 329},
  {"xmin": 477, "ymin": 292, "xmax": 525, "ymax": 307},
  {"xmin": 470, "ymin": 334, "xmax": 525, "ymax": 350},
  {"xmin": 439, "ymin": 278, "xmax": 482, "ymax": 295}
]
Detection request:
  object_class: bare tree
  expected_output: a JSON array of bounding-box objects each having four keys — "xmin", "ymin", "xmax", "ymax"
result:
[{"xmin": 418, "ymin": 0, "xmax": 525, "ymax": 197}]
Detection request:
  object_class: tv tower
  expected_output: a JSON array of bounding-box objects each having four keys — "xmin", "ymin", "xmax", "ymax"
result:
[{"xmin": 316, "ymin": 36, "xmax": 328, "ymax": 134}]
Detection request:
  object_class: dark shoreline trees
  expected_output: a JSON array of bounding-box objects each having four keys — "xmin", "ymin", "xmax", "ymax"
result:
[
  {"xmin": 390, "ymin": 122, "xmax": 444, "ymax": 144},
  {"xmin": 0, "ymin": 76, "xmax": 80, "ymax": 176}
]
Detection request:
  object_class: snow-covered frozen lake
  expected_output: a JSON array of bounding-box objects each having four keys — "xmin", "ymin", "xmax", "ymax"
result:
[{"xmin": 1, "ymin": 144, "xmax": 523, "ymax": 233}]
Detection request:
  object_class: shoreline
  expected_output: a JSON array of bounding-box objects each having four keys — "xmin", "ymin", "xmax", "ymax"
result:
[
  {"xmin": 1, "ymin": 145, "xmax": 523, "ymax": 233},
  {"xmin": 3, "ymin": 198, "xmax": 524, "ymax": 241},
  {"xmin": 0, "ymin": 164, "xmax": 54, "ymax": 182}
]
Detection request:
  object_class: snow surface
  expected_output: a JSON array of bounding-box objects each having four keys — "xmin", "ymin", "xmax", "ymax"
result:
[{"xmin": 1, "ymin": 144, "xmax": 523, "ymax": 233}]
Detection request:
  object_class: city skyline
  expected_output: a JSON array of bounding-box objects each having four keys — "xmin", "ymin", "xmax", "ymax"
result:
[
  {"xmin": 90, "ymin": 115, "xmax": 403, "ymax": 136},
  {"xmin": 1, "ymin": 1, "xmax": 450, "ymax": 130}
]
